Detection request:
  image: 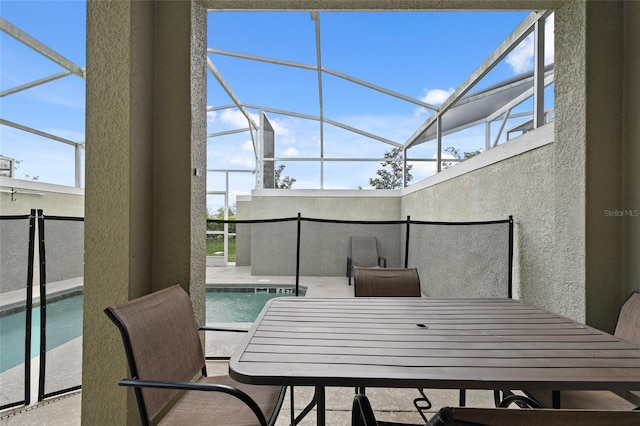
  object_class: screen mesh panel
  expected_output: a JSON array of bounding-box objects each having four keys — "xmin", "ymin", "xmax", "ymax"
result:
[
  {"xmin": 408, "ymin": 221, "xmax": 511, "ymax": 298},
  {"xmin": 0, "ymin": 216, "xmax": 32, "ymax": 409},
  {"xmin": 40, "ymin": 217, "xmax": 83, "ymax": 399}
]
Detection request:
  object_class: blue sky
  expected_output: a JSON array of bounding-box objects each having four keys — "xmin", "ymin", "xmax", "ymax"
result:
[{"xmin": 0, "ymin": 2, "xmax": 554, "ymax": 211}]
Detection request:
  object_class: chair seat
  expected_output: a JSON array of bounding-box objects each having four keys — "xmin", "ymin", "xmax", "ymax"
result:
[
  {"xmin": 526, "ymin": 390, "xmax": 637, "ymax": 410},
  {"xmin": 159, "ymin": 375, "xmax": 283, "ymax": 426}
]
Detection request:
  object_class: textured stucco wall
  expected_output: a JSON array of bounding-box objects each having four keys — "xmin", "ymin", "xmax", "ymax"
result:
[
  {"xmin": 83, "ymin": 1, "xmax": 137, "ymax": 423},
  {"xmin": 549, "ymin": 0, "xmax": 587, "ymax": 324},
  {"xmin": 0, "ymin": 178, "xmax": 84, "ymax": 217},
  {"xmin": 247, "ymin": 190, "xmax": 400, "ymax": 221},
  {"xmin": 401, "ymin": 129, "xmax": 555, "ymax": 304},
  {"xmin": 624, "ymin": 2, "xmax": 640, "ymax": 303},
  {"xmin": 240, "ymin": 190, "xmax": 402, "ymax": 275},
  {"xmin": 190, "ymin": 3, "xmax": 208, "ymax": 322},
  {"xmin": 584, "ymin": 1, "xmax": 624, "ymax": 332},
  {"xmin": 235, "ymin": 196, "xmax": 252, "ymax": 266},
  {"xmin": 82, "ymin": 1, "xmax": 207, "ymax": 424},
  {"xmin": 152, "ymin": 0, "xmax": 207, "ymax": 323}
]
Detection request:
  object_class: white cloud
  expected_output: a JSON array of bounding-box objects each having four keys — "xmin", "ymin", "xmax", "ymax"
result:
[
  {"xmin": 268, "ymin": 118, "xmax": 291, "ymax": 138},
  {"xmin": 421, "ymin": 88, "xmax": 455, "ymax": 106},
  {"xmin": 413, "ymin": 88, "xmax": 454, "ymax": 119},
  {"xmin": 219, "ymin": 109, "xmax": 259, "ymax": 128},
  {"xmin": 227, "ymin": 155, "xmax": 255, "ymax": 168},
  {"xmin": 506, "ymin": 13, "xmax": 555, "ymax": 74},
  {"xmin": 282, "ymin": 147, "xmax": 299, "ymax": 157},
  {"xmin": 411, "ymin": 152, "xmax": 457, "ymax": 179},
  {"xmin": 506, "ymin": 35, "xmax": 534, "ymax": 74},
  {"xmin": 241, "ymin": 140, "xmax": 255, "ymax": 152},
  {"xmin": 207, "ymin": 109, "xmax": 218, "ymax": 125},
  {"xmin": 544, "ymin": 14, "xmax": 555, "ymax": 66}
]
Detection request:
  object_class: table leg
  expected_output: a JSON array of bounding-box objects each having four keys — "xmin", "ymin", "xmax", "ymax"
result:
[
  {"xmin": 316, "ymin": 386, "xmax": 326, "ymax": 426},
  {"xmin": 291, "ymin": 387, "xmax": 319, "ymax": 425}
]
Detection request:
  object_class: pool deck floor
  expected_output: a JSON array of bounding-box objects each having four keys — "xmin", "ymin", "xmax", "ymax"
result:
[{"xmin": 0, "ymin": 265, "xmax": 496, "ymax": 425}]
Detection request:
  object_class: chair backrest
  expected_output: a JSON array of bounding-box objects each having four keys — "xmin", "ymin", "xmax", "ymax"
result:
[
  {"xmin": 614, "ymin": 291, "xmax": 640, "ymax": 346},
  {"xmin": 354, "ymin": 267, "xmax": 421, "ymax": 297},
  {"xmin": 104, "ymin": 284, "xmax": 205, "ymax": 425},
  {"xmin": 351, "ymin": 236, "xmax": 380, "ymax": 267},
  {"xmin": 438, "ymin": 406, "xmax": 640, "ymax": 426}
]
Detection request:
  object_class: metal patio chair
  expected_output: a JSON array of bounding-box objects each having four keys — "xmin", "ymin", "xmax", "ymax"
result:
[
  {"xmin": 351, "ymin": 395, "xmax": 640, "ymax": 426},
  {"xmin": 347, "ymin": 236, "xmax": 387, "ymax": 286},
  {"xmin": 354, "ymin": 267, "xmax": 422, "ymax": 297},
  {"xmin": 353, "ymin": 267, "xmax": 430, "ymax": 420},
  {"xmin": 501, "ymin": 291, "xmax": 640, "ymax": 410},
  {"xmin": 104, "ymin": 284, "xmax": 286, "ymax": 426}
]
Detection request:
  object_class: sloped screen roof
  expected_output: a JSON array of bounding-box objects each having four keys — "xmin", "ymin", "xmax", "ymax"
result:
[{"xmin": 411, "ymin": 65, "xmax": 554, "ymax": 146}]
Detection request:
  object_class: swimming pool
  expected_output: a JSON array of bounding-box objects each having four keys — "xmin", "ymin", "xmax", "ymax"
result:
[
  {"xmin": 0, "ymin": 293, "xmax": 83, "ymax": 373},
  {"xmin": 0, "ymin": 285, "xmax": 304, "ymax": 373},
  {"xmin": 206, "ymin": 285, "xmax": 305, "ymax": 322}
]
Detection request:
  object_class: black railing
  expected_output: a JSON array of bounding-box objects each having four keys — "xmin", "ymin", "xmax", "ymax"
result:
[
  {"xmin": 0, "ymin": 212, "xmax": 35, "ymax": 410},
  {"xmin": 1, "ymin": 211, "xmax": 512, "ymax": 411},
  {"xmin": 208, "ymin": 214, "xmax": 514, "ymax": 299},
  {"xmin": 0, "ymin": 210, "xmax": 84, "ymax": 411}
]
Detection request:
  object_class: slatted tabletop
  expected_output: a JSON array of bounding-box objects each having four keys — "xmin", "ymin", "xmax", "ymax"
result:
[{"xmin": 229, "ymin": 297, "xmax": 640, "ymax": 392}]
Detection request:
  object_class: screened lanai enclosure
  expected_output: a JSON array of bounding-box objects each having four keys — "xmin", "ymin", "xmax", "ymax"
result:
[
  {"xmin": 2, "ymin": 6, "xmax": 554, "ymax": 276},
  {"xmin": 1, "ymin": 5, "xmax": 555, "ymax": 411},
  {"xmin": 2, "ymin": 8, "xmax": 554, "ymax": 203},
  {"xmin": 206, "ymin": 10, "xmax": 554, "ymax": 197}
]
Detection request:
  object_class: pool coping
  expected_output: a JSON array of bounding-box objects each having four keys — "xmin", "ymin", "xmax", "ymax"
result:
[{"xmin": 0, "ymin": 278, "xmax": 84, "ymax": 317}]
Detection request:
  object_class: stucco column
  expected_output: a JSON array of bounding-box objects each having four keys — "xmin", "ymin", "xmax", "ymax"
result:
[
  {"xmin": 554, "ymin": 1, "xmax": 626, "ymax": 333},
  {"xmin": 624, "ymin": 2, "xmax": 640, "ymax": 302},
  {"xmin": 82, "ymin": 1, "xmax": 206, "ymax": 424},
  {"xmin": 552, "ymin": 0, "xmax": 588, "ymax": 325},
  {"xmin": 583, "ymin": 1, "xmax": 624, "ymax": 332}
]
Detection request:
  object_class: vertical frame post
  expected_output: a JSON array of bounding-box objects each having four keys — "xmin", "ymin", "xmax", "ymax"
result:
[
  {"xmin": 36, "ymin": 209, "xmax": 46, "ymax": 401},
  {"xmin": 508, "ymin": 215, "xmax": 514, "ymax": 299},
  {"xmin": 533, "ymin": 17, "xmax": 545, "ymax": 129},
  {"xmin": 295, "ymin": 213, "xmax": 301, "ymax": 296},
  {"xmin": 404, "ymin": 216, "xmax": 411, "ymax": 268},
  {"xmin": 24, "ymin": 209, "xmax": 37, "ymax": 406}
]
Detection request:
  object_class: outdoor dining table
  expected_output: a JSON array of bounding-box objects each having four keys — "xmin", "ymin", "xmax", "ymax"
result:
[{"xmin": 229, "ymin": 297, "xmax": 640, "ymax": 425}]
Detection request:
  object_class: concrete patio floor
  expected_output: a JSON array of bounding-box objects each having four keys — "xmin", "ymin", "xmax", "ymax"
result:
[{"xmin": 0, "ymin": 265, "xmax": 496, "ymax": 425}]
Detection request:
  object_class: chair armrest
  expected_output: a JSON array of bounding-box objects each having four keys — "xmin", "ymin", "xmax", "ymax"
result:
[
  {"xmin": 496, "ymin": 393, "xmax": 543, "ymax": 409},
  {"xmin": 199, "ymin": 325, "xmax": 249, "ymax": 333},
  {"xmin": 351, "ymin": 394, "xmax": 379, "ymax": 426},
  {"xmin": 119, "ymin": 378, "xmax": 269, "ymax": 426},
  {"xmin": 199, "ymin": 325, "xmax": 249, "ymax": 361},
  {"xmin": 425, "ymin": 407, "xmax": 455, "ymax": 426},
  {"xmin": 378, "ymin": 257, "xmax": 387, "ymax": 268}
]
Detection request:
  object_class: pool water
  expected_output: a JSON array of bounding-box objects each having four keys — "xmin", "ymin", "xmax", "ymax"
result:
[
  {"xmin": 206, "ymin": 287, "xmax": 303, "ymax": 322},
  {"xmin": 0, "ymin": 295, "xmax": 83, "ymax": 373},
  {"xmin": 0, "ymin": 286, "xmax": 303, "ymax": 373}
]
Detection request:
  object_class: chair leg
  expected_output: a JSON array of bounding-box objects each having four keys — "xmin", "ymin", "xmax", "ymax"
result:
[
  {"xmin": 413, "ymin": 388, "xmax": 432, "ymax": 424},
  {"xmin": 497, "ymin": 393, "xmax": 543, "ymax": 408},
  {"xmin": 290, "ymin": 386, "xmax": 295, "ymax": 425}
]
